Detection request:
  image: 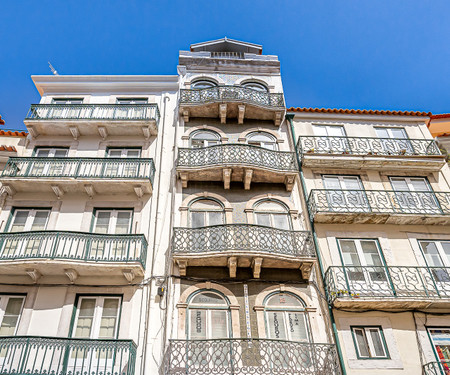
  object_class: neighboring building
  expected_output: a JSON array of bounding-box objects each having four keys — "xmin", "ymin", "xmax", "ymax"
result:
[
  {"xmin": 429, "ymin": 114, "xmax": 450, "ymax": 160},
  {"xmin": 290, "ymin": 107, "xmax": 450, "ymax": 374}
]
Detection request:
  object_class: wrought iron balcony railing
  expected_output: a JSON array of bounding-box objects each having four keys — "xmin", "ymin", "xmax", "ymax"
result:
[
  {"xmin": 325, "ymin": 266, "xmax": 450, "ymax": 304},
  {"xmin": 177, "ymin": 144, "xmax": 297, "ymax": 171},
  {"xmin": 172, "ymin": 224, "xmax": 314, "ymax": 258},
  {"xmin": 25, "ymin": 103, "xmax": 160, "ymax": 124},
  {"xmin": 1, "ymin": 157, "xmax": 155, "ymax": 183},
  {"xmin": 162, "ymin": 339, "xmax": 340, "ymax": 375},
  {"xmin": 0, "ymin": 336, "xmax": 136, "ymax": 375},
  {"xmin": 180, "ymin": 86, "xmax": 284, "ymax": 108},
  {"xmin": 423, "ymin": 361, "xmax": 450, "ymax": 375},
  {"xmin": 308, "ymin": 189, "xmax": 450, "ymax": 217},
  {"xmin": 297, "ymin": 135, "xmax": 441, "ymax": 157},
  {"xmin": 0, "ymin": 231, "xmax": 147, "ymax": 267}
]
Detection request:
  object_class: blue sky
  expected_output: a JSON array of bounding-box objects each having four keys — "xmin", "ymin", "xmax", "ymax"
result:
[{"xmin": 1, "ymin": 1, "xmax": 449, "ymax": 130}]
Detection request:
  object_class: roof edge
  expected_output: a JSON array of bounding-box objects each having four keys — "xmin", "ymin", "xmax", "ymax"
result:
[{"xmin": 287, "ymin": 107, "xmax": 431, "ymax": 117}]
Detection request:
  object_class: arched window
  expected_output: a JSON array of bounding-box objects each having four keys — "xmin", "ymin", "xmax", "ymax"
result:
[
  {"xmin": 191, "ymin": 80, "xmax": 217, "ymax": 89},
  {"xmin": 242, "ymin": 81, "xmax": 269, "ymax": 92},
  {"xmin": 247, "ymin": 132, "xmax": 278, "ymax": 150},
  {"xmin": 190, "ymin": 130, "xmax": 221, "ymax": 148},
  {"xmin": 254, "ymin": 200, "xmax": 291, "ymax": 230},
  {"xmin": 187, "ymin": 290, "xmax": 230, "ymax": 339},
  {"xmin": 264, "ymin": 292, "xmax": 309, "ymax": 342},
  {"xmin": 189, "ymin": 199, "xmax": 224, "ymax": 228}
]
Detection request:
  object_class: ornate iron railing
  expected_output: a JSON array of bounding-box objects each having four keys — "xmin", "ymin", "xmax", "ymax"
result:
[
  {"xmin": 0, "ymin": 336, "xmax": 136, "ymax": 375},
  {"xmin": 297, "ymin": 135, "xmax": 441, "ymax": 157},
  {"xmin": 180, "ymin": 86, "xmax": 284, "ymax": 108},
  {"xmin": 177, "ymin": 144, "xmax": 297, "ymax": 171},
  {"xmin": 25, "ymin": 103, "xmax": 160, "ymax": 124},
  {"xmin": 172, "ymin": 224, "xmax": 314, "ymax": 258},
  {"xmin": 423, "ymin": 361, "xmax": 450, "ymax": 375},
  {"xmin": 1, "ymin": 157, "xmax": 155, "ymax": 183},
  {"xmin": 0, "ymin": 231, "xmax": 147, "ymax": 267},
  {"xmin": 325, "ymin": 266, "xmax": 450, "ymax": 304},
  {"xmin": 162, "ymin": 339, "xmax": 340, "ymax": 375},
  {"xmin": 308, "ymin": 189, "xmax": 450, "ymax": 217}
]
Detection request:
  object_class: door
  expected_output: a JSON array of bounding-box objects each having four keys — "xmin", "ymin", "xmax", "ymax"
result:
[
  {"xmin": 2, "ymin": 209, "xmax": 50, "ymax": 257},
  {"xmin": 323, "ymin": 175, "xmax": 369, "ymax": 212},
  {"xmin": 0, "ymin": 296, "xmax": 25, "ymax": 369},
  {"xmin": 428, "ymin": 328, "xmax": 450, "ymax": 375},
  {"xmin": 90, "ymin": 210, "xmax": 133, "ymax": 260},
  {"xmin": 32, "ymin": 148, "xmax": 69, "ymax": 177},
  {"xmin": 312, "ymin": 125, "xmax": 346, "ymax": 153},
  {"xmin": 189, "ymin": 199, "xmax": 224, "ymax": 252},
  {"xmin": 390, "ymin": 177, "xmax": 440, "ymax": 214},
  {"xmin": 375, "ymin": 127, "xmax": 413, "ymax": 155},
  {"xmin": 338, "ymin": 239, "xmax": 390, "ymax": 296},
  {"xmin": 419, "ymin": 240, "xmax": 450, "ymax": 291},
  {"xmin": 104, "ymin": 148, "xmax": 141, "ymax": 178}
]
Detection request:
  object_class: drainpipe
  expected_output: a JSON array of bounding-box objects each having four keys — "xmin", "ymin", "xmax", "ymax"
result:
[{"xmin": 286, "ymin": 113, "xmax": 347, "ymax": 375}]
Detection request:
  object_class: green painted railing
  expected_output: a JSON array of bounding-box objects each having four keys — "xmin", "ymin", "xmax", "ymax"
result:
[
  {"xmin": 162, "ymin": 339, "xmax": 340, "ymax": 375},
  {"xmin": 0, "ymin": 231, "xmax": 147, "ymax": 268},
  {"xmin": 1, "ymin": 157, "xmax": 155, "ymax": 184},
  {"xmin": 325, "ymin": 266, "xmax": 450, "ymax": 304},
  {"xmin": 26, "ymin": 103, "xmax": 160, "ymax": 125},
  {"xmin": 423, "ymin": 361, "xmax": 450, "ymax": 375},
  {"xmin": 0, "ymin": 336, "xmax": 136, "ymax": 375}
]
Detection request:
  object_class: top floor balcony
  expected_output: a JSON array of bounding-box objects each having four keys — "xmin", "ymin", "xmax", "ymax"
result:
[
  {"xmin": 179, "ymin": 86, "xmax": 285, "ymax": 125},
  {"xmin": 297, "ymin": 135, "xmax": 445, "ymax": 171},
  {"xmin": 24, "ymin": 103, "xmax": 160, "ymax": 139}
]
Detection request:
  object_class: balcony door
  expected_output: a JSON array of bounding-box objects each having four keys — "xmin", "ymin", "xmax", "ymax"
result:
[
  {"xmin": 0, "ymin": 295, "xmax": 25, "ymax": 368},
  {"xmin": 322, "ymin": 175, "xmax": 369, "ymax": 212},
  {"xmin": 116, "ymin": 98, "xmax": 148, "ymax": 119},
  {"xmin": 419, "ymin": 241, "xmax": 450, "ymax": 287},
  {"xmin": 247, "ymin": 132, "xmax": 278, "ymax": 151},
  {"xmin": 428, "ymin": 328, "xmax": 450, "ymax": 375},
  {"xmin": 51, "ymin": 98, "xmax": 83, "ymax": 118},
  {"xmin": 189, "ymin": 131, "xmax": 221, "ymax": 165},
  {"xmin": 390, "ymin": 177, "xmax": 440, "ymax": 214},
  {"xmin": 375, "ymin": 127, "xmax": 413, "ymax": 155},
  {"xmin": 338, "ymin": 239, "xmax": 390, "ymax": 296},
  {"xmin": 312, "ymin": 125, "xmax": 346, "ymax": 153},
  {"xmin": 90, "ymin": 210, "xmax": 133, "ymax": 260},
  {"xmin": 105, "ymin": 148, "xmax": 141, "ymax": 178},
  {"xmin": 2, "ymin": 209, "xmax": 50, "ymax": 257},
  {"xmin": 32, "ymin": 148, "xmax": 69, "ymax": 176}
]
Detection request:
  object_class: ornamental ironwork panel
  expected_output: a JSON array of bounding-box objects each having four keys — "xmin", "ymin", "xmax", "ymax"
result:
[
  {"xmin": 1, "ymin": 157, "xmax": 156, "ymax": 184},
  {"xmin": 0, "ymin": 336, "xmax": 136, "ymax": 375},
  {"xmin": 177, "ymin": 144, "xmax": 297, "ymax": 171},
  {"xmin": 162, "ymin": 339, "xmax": 340, "ymax": 375},
  {"xmin": 0, "ymin": 231, "xmax": 147, "ymax": 267},
  {"xmin": 26, "ymin": 103, "xmax": 160, "ymax": 124},
  {"xmin": 308, "ymin": 189, "xmax": 450, "ymax": 217},
  {"xmin": 180, "ymin": 86, "xmax": 284, "ymax": 108},
  {"xmin": 423, "ymin": 361, "xmax": 450, "ymax": 375},
  {"xmin": 325, "ymin": 266, "xmax": 450, "ymax": 304},
  {"xmin": 172, "ymin": 224, "xmax": 314, "ymax": 258},
  {"xmin": 297, "ymin": 136, "xmax": 441, "ymax": 157}
]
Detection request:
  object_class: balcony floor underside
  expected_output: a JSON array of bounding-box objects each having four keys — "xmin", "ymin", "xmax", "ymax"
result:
[{"xmin": 313, "ymin": 212, "xmax": 450, "ymax": 225}]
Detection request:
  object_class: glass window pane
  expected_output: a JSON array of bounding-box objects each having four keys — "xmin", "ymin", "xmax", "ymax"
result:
[
  {"xmin": 267, "ymin": 311, "xmax": 287, "ymax": 340},
  {"xmin": 327, "ymin": 126, "xmax": 345, "ymax": 137},
  {"xmin": 94, "ymin": 212, "xmax": 111, "ymax": 234},
  {"xmin": 390, "ymin": 128, "xmax": 407, "ymax": 139},
  {"xmin": 10, "ymin": 211, "xmax": 29, "ymax": 232},
  {"xmin": 31, "ymin": 211, "xmax": 50, "ymax": 231},
  {"xmin": 74, "ymin": 299, "xmax": 95, "ymax": 338},
  {"xmin": 442, "ymin": 242, "xmax": 450, "ymax": 264},
  {"xmin": 36, "ymin": 149, "xmax": 50, "ymax": 157},
  {"xmin": 287, "ymin": 312, "xmax": 308, "ymax": 342},
  {"xmin": 420, "ymin": 241, "xmax": 444, "ymax": 267},
  {"xmin": 273, "ymin": 214, "xmax": 290, "ymax": 230},
  {"xmin": 360, "ymin": 241, "xmax": 383, "ymax": 267},
  {"xmin": 323, "ymin": 176, "xmax": 342, "ymax": 189},
  {"xmin": 99, "ymin": 299, "xmax": 119, "ymax": 339},
  {"xmin": 354, "ymin": 328, "xmax": 370, "ymax": 357},
  {"xmin": 54, "ymin": 149, "xmax": 68, "ymax": 157},
  {"xmin": 190, "ymin": 200, "xmax": 222, "ymax": 210},
  {"xmin": 126, "ymin": 150, "xmax": 141, "ymax": 158},
  {"xmin": 191, "ymin": 292, "xmax": 226, "ymax": 306},
  {"xmin": 390, "ymin": 178, "xmax": 409, "ymax": 191},
  {"xmin": 410, "ymin": 178, "xmax": 429, "ymax": 192},
  {"xmin": 255, "ymin": 213, "xmax": 271, "ymax": 227},
  {"xmin": 0, "ymin": 298, "xmax": 24, "ymax": 336},
  {"xmin": 429, "ymin": 328, "xmax": 450, "ymax": 361},
  {"xmin": 108, "ymin": 150, "xmax": 122, "ymax": 157},
  {"xmin": 266, "ymin": 293, "xmax": 302, "ymax": 307},
  {"xmin": 339, "ymin": 240, "xmax": 361, "ymax": 266},
  {"xmin": 208, "ymin": 212, "xmax": 223, "ymax": 226},
  {"xmin": 255, "ymin": 201, "xmax": 287, "ymax": 212},
  {"xmin": 211, "ymin": 311, "xmax": 228, "ymax": 338},
  {"xmin": 191, "ymin": 212, "xmax": 204, "ymax": 228},
  {"xmin": 369, "ymin": 329, "xmax": 386, "ymax": 357},
  {"xmin": 189, "ymin": 310, "xmax": 206, "ymax": 339},
  {"xmin": 375, "ymin": 128, "xmax": 389, "ymax": 138},
  {"xmin": 115, "ymin": 211, "xmax": 132, "ymax": 234}
]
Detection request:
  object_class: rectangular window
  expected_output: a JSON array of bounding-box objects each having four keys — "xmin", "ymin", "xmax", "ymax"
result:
[
  {"xmin": 116, "ymin": 98, "xmax": 148, "ymax": 104},
  {"xmin": 351, "ymin": 326, "xmax": 389, "ymax": 359},
  {"xmin": 428, "ymin": 328, "xmax": 450, "ymax": 365},
  {"xmin": 52, "ymin": 98, "xmax": 84, "ymax": 104},
  {"xmin": 0, "ymin": 295, "xmax": 25, "ymax": 336}
]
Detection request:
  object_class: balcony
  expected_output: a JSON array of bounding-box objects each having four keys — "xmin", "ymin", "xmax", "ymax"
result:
[
  {"xmin": 172, "ymin": 224, "xmax": 315, "ymax": 279},
  {"xmin": 325, "ymin": 266, "xmax": 450, "ymax": 310},
  {"xmin": 0, "ymin": 336, "xmax": 136, "ymax": 375},
  {"xmin": 0, "ymin": 231, "xmax": 147, "ymax": 283},
  {"xmin": 308, "ymin": 189, "xmax": 450, "ymax": 225},
  {"xmin": 162, "ymin": 339, "xmax": 341, "ymax": 375},
  {"xmin": 423, "ymin": 361, "xmax": 450, "ymax": 375},
  {"xmin": 1, "ymin": 157, "xmax": 155, "ymax": 198},
  {"xmin": 177, "ymin": 144, "xmax": 298, "ymax": 191},
  {"xmin": 24, "ymin": 103, "xmax": 160, "ymax": 138},
  {"xmin": 179, "ymin": 86, "xmax": 285, "ymax": 125},
  {"xmin": 297, "ymin": 136, "xmax": 445, "ymax": 171}
]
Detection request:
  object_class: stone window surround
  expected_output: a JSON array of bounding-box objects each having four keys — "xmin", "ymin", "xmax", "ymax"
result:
[
  {"xmin": 338, "ymin": 316, "xmax": 403, "ymax": 369},
  {"xmin": 176, "ymin": 282, "xmax": 240, "ymax": 339},
  {"xmin": 179, "ymin": 192, "xmax": 233, "ymax": 226}
]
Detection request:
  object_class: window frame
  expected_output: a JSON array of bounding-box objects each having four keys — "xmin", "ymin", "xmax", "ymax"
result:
[
  {"xmin": 374, "ymin": 127, "xmax": 408, "ymax": 140},
  {"xmin": 0, "ymin": 294, "xmax": 26, "ymax": 336},
  {"xmin": 389, "ymin": 176, "xmax": 433, "ymax": 192},
  {"xmin": 90, "ymin": 208, "xmax": 134, "ymax": 235},
  {"xmin": 253, "ymin": 199, "xmax": 292, "ymax": 230},
  {"xmin": 51, "ymin": 98, "xmax": 84, "ymax": 104},
  {"xmin": 189, "ymin": 130, "xmax": 221, "ymax": 148},
  {"xmin": 105, "ymin": 147, "xmax": 142, "ymax": 158},
  {"xmin": 350, "ymin": 326, "xmax": 390, "ymax": 360},
  {"xmin": 418, "ymin": 240, "xmax": 450, "ymax": 268},
  {"xmin": 115, "ymin": 98, "xmax": 148, "ymax": 104},
  {"xmin": 32, "ymin": 146, "xmax": 70, "ymax": 158},
  {"xmin": 246, "ymin": 131, "xmax": 278, "ymax": 151},
  {"xmin": 241, "ymin": 81, "xmax": 269, "ymax": 93},
  {"xmin": 191, "ymin": 80, "xmax": 217, "ymax": 90},
  {"xmin": 5, "ymin": 207, "xmax": 52, "ymax": 233},
  {"xmin": 188, "ymin": 198, "xmax": 225, "ymax": 228}
]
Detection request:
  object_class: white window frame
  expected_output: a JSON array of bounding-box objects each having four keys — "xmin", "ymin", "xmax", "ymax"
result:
[
  {"xmin": 351, "ymin": 326, "xmax": 389, "ymax": 359},
  {"xmin": 253, "ymin": 200, "xmax": 291, "ymax": 230},
  {"xmin": 189, "ymin": 130, "xmax": 221, "ymax": 148},
  {"xmin": 8, "ymin": 208, "xmax": 51, "ymax": 232},
  {"xmin": 246, "ymin": 132, "xmax": 278, "ymax": 151},
  {"xmin": 92, "ymin": 209, "xmax": 133, "ymax": 235},
  {"xmin": 188, "ymin": 199, "xmax": 224, "ymax": 228},
  {"xmin": 374, "ymin": 127, "xmax": 408, "ymax": 140},
  {"xmin": 0, "ymin": 295, "xmax": 25, "ymax": 336}
]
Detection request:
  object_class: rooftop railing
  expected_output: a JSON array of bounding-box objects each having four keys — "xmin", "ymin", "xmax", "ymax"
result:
[
  {"xmin": 0, "ymin": 231, "xmax": 147, "ymax": 267},
  {"xmin": 162, "ymin": 339, "xmax": 340, "ymax": 375},
  {"xmin": 172, "ymin": 224, "xmax": 314, "ymax": 258},
  {"xmin": 325, "ymin": 266, "xmax": 450, "ymax": 304},
  {"xmin": 423, "ymin": 361, "xmax": 450, "ymax": 375},
  {"xmin": 0, "ymin": 336, "xmax": 136, "ymax": 375},
  {"xmin": 1, "ymin": 157, "xmax": 155, "ymax": 183},
  {"xmin": 25, "ymin": 103, "xmax": 160, "ymax": 124},
  {"xmin": 177, "ymin": 144, "xmax": 297, "ymax": 171},
  {"xmin": 297, "ymin": 136, "xmax": 441, "ymax": 157},
  {"xmin": 308, "ymin": 189, "xmax": 450, "ymax": 217},
  {"xmin": 180, "ymin": 86, "xmax": 284, "ymax": 108}
]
